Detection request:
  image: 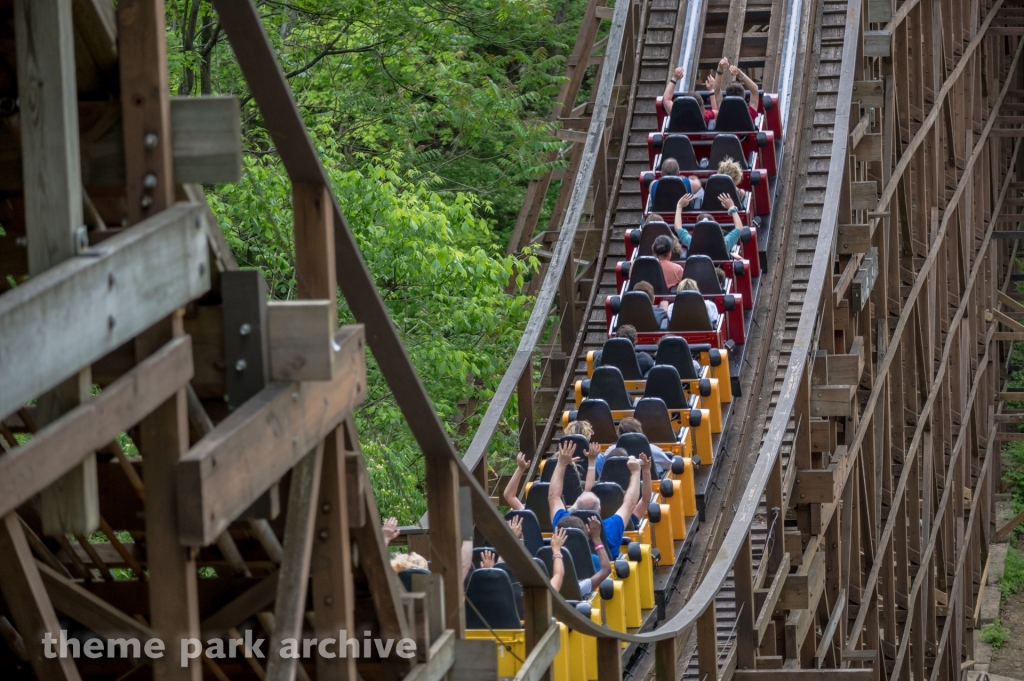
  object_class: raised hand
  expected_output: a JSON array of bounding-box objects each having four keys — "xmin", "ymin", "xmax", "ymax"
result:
[
  {"xmin": 480, "ymin": 550, "xmax": 497, "ymax": 569},
  {"xmin": 508, "ymin": 516, "xmax": 524, "ymax": 540},
  {"xmin": 587, "ymin": 441, "xmax": 601, "ymax": 461},
  {"xmin": 729, "ymin": 64, "xmax": 741, "ymax": 77},
  {"xmin": 719, "ymin": 193, "xmax": 735, "ymax": 211},
  {"xmin": 516, "ymin": 451, "xmax": 530, "ymax": 471},
  {"xmin": 626, "ymin": 456, "xmax": 642, "ymax": 474},
  {"xmin": 677, "ymin": 193, "xmax": 694, "ymax": 209},
  {"xmin": 705, "ymin": 73, "xmax": 715, "ymax": 91},
  {"xmin": 558, "ymin": 440, "xmax": 574, "ymax": 466},
  {"xmin": 550, "ymin": 527, "xmax": 567, "ymax": 553},
  {"xmin": 587, "ymin": 516, "xmax": 603, "ymax": 542},
  {"xmin": 673, "ymin": 66, "xmax": 684, "ymax": 81},
  {"xmin": 382, "ymin": 517, "xmax": 399, "ymax": 546},
  {"xmin": 718, "ymin": 57, "xmax": 730, "ymax": 71}
]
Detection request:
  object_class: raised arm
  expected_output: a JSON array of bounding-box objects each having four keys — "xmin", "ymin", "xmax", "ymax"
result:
[
  {"xmin": 720, "ymin": 195, "xmax": 744, "ymax": 229},
  {"xmin": 549, "ymin": 528, "xmax": 567, "ymax": 592},
  {"xmin": 616, "ymin": 457, "xmax": 644, "ymax": 526},
  {"xmin": 503, "ymin": 452, "xmax": 530, "ymax": 511},
  {"xmin": 586, "ymin": 517, "xmax": 612, "ymax": 590},
  {"xmin": 584, "ymin": 441, "xmax": 601, "ymax": 491},
  {"xmin": 730, "ymin": 65, "xmax": 760, "ymax": 111},
  {"xmin": 712, "ymin": 58, "xmax": 728, "ymax": 111},
  {"xmin": 632, "ymin": 453, "xmax": 654, "ymax": 520},
  {"xmin": 663, "ymin": 66, "xmax": 684, "ymax": 114},
  {"xmin": 547, "ymin": 440, "xmax": 574, "ymax": 519}
]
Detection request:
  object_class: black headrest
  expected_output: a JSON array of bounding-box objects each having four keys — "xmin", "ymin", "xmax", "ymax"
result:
[
  {"xmin": 643, "ymin": 365, "xmax": 688, "ymax": 408},
  {"xmin": 588, "ymin": 366, "xmax": 633, "ymax": 410},
  {"xmin": 637, "ymin": 221, "xmax": 674, "ymax": 258},
  {"xmin": 655, "ymin": 336, "xmax": 699, "ymax": 380},
  {"xmin": 658, "ymin": 135, "xmax": 700, "ymax": 171},
  {"xmin": 398, "ymin": 568, "xmax": 430, "ymax": 592},
  {"xmin": 627, "ymin": 256, "xmax": 670, "ymax": 295},
  {"xmin": 648, "ymin": 176, "xmax": 689, "ymax": 214},
  {"xmin": 709, "ymin": 134, "xmax": 748, "ymax": 170},
  {"xmin": 465, "ymin": 568, "xmax": 521, "ymax": 629},
  {"xmin": 539, "ymin": 456, "xmax": 585, "ymax": 506},
  {"xmin": 715, "ymin": 96, "xmax": 756, "ymax": 132},
  {"xmin": 617, "ymin": 291, "xmax": 661, "ymax": 332},
  {"xmin": 492, "ymin": 561, "xmax": 525, "ymax": 620},
  {"xmin": 666, "ymin": 95, "xmax": 707, "ymax": 133},
  {"xmin": 559, "ymin": 434, "xmax": 591, "ymax": 461},
  {"xmin": 535, "ymin": 546, "xmax": 583, "ymax": 601},
  {"xmin": 700, "ymin": 175, "xmax": 744, "ymax": 212},
  {"xmin": 667, "ymin": 291, "xmax": 713, "ymax": 332},
  {"xmin": 560, "ymin": 527, "xmax": 596, "ymax": 579},
  {"xmin": 683, "ymin": 254, "xmax": 724, "ymax": 293},
  {"xmin": 505, "ymin": 509, "xmax": 545, "ymax": 557},
  {"xmin": 633, "ymin": 397, "xmax": 678, "ymax": 443},
  {"xmin": 590, "ymin": 482, "xmax": 626, "ymax": 522},
  {"xmin": 569, "ymin": 509, "xmax": 613, "ymax": 559},
  {"xmin": 524, "ymin": 482, "xmax": 553, "ymax": 532},
  {"xmin": 599, "ymin": 456, "xmax": 632, "ymax": 491},
  {"xmin": 600, "ymin": 337, "xmax": 643, "ymax": 380},
  {"xmin": 688, "ymin": 222, "xmax": 731, "ymax": 261},
  {"xmin": 575, "ymin": 399, "xmax": 620, "ymax": 443},
  {"xmin": 616, "ymin": 432, "xmax": 652, "ymax": 459}
]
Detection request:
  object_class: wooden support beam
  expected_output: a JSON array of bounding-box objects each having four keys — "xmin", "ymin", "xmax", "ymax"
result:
[
  {"xmin": 864, "ymin": 30, "xmax": 890, "ymax": 57},
  {"xmin": 995, "ymin": 507, "xmax": 1024, "ymax": 542},
  {"xmin": 514, "ymin": 624, "xmax": 561, "ymax": 681},
  {"xmin": 0, "ymin": 202, "xmax": 210, "ymax": 422},
  {"xmin": 813, "ymin": 589, "xmax": 845, "ymax": 668},
  {"xmin": 597, "ymin": 636, "xmax": 623, "ymax": 681},
  {"xmin": 852, "ymin": 80, "xmax": 884, "ymax": 109},
  {"xmin": 654, "ymin": 636, "xmax": 679, "ymax": 681},
  {"xmin": 778, "ymin": 551, "xmax": 826, "ymax": 610},
  {"xmin": 733, "ymin": 671, "xmax": 873, "ymax": 681},
  {"xmin": 524, "ymin": 587, "xmax": 553, "ymax": 681},
  {"xmin": 267, "ymin": 300, "xmax": 337, "ymax": 381},
  {"xmin": 0, "ymin": 336, "xmax": 193, "ymax": 518},
  {"xmin": 36, "ymin": 561, "xmax": 153, "ymax": 640},
  {"xmin": 793, "ymin": 466, "xmax": 839, "ymax": 504},
  {"xmin": 809, "ymin": 384, "xmax": 856, "ymax": 417},
  {"xmin": 755, "ymin": 553, "xmax": 791, "ymax": 639},
  {"xmin": 402, "ymin": 630, "xmax": 456, "ymax": 681},
  {"xmin": 176, "ymin": 326, "xmax": 366, "ymax": 546},
  {"xmin": 200, "ymin": 573, "xmax": 279, "ymax": 639}
]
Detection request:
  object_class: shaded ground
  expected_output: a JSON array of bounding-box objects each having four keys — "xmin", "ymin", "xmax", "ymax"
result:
[{"xmin": 990, "ymin": 590, "xmax": 1024, "ymax": 679}]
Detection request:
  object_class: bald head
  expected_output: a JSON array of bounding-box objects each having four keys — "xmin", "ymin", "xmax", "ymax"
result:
[{"xmin": 574, "ymin": 492, "xmax": 601, "ymax": 513}]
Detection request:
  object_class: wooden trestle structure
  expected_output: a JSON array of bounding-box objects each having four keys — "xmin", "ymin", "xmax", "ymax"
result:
[{"xmin": 2, "ymin": 0, "xmax": 1024, "ymax": 680}]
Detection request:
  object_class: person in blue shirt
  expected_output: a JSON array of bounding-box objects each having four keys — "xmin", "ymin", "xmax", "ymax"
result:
[
  {"xmin": 547, "ymin": 441, "xmax": 648, "ymax": 559},
  {"xmin": 676, "ymin": 200, "xmax": 745, "ymax": 254}
]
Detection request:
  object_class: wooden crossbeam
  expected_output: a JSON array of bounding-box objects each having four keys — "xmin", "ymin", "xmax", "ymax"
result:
[
  {"xmin": 755, "ymin": 553, "xmax": 791, "ymax": 639},
  {"xmin": 36, "ymin": 561, "xmax": 153, "ymax": 640},
  {"xmin": 0, "ymin": 202, "xmax": 210, "ymax": 421},
  {"xmin": 200, "ymin": 573, "xmax": 278, "ymax": 639},
  {"xmin": 0, "ymin": 337, "xmax": 193, "ymax": 518},
  {"xmin": 513, "ymin": 623, "xmax": 561, "ymax": 681},
  {"xmin": 176, "ymin": 326, "xmax": 366, "ymax": 546},
  {"xmin": 996, "ymin": 507, "xmax": 1024, "ymax": 542},
  {"xmin": 401, "ymin": 630, "xmax": 456, "ymax": 681}
]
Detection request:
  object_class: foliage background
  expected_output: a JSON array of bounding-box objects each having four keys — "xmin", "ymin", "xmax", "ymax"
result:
[{"xmin": 167, "ymin": 0, "xmax": 592, "ymax": 521}]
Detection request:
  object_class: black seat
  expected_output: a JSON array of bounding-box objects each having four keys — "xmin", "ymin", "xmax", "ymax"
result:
[
  {"xmin": 398, "ymin": 568, "xmax": 430, "ymax": 593},
  {"xmin": 617, "ymin": 291, "xmax": 661, "ymax": 332},
  {"xmin": 648, "ymin": 176, "xmax": 689, "ymax": 214},
  {"xmin": 688, "ymin": 222, "xmax": 731, "ymax": 261},
  {"xmin": 570, "ymin": 510, "xmax": 614, "ymax": 559},
  {"xmin": 493, "ymin": 561, "xmax": 525, "ymax": 619},
  {"xmin": 715, "ymin": 96, "xmax": 756, "ymax": 132},
  {"xmin": 616, "ymin": 432, "xmax": 652, "ymax": 459},
  {"xmin": 561, "ymin": 527, "xmax": 597, "ymax": 580},
  {"xmin": 633, "ymin": 397, "xmax": 678, "ymax": 443},
  {"xmin": 643, "ymin": 365, "xmax": 688, "ymax": 408},
  {"xmin": 708, "ymin": 134, "xmax": 749, "ymax": 169},
  {"xmin": 535, "ymin": 546, "xmax": 583, "ymax": 601},
  {"xmin": 683, "ymin": 254, "xmax": 724, "ymax": 294},
  {"xmin": 658, "ymin": 135, "xmax": 701, "ymax": 171},
  {"xmin": 667, "ymin": 291, "xmax": 713, "ymax": 332},
  {"xmin": 700, "ymin": 175, "xmax": 744, "ymax": 212},
  {"xmin": 599, "ymin": 456, "xmax": 631, "ymax": 491},
  {"xmin": 666, "ymin": 95, "xmax": 707, "ymax": 133},
  {"xmin": 505, "ymin": 510, "xmax": 545, "ymax": 557},
  {"xmin": 598, "ymin": 337, "xmax": 644, "ymax": 380},
  {"xmin": 587, "ymin": 366, "xmax": 634, "ymax": 410},
  {"xmin": 575, "ymin": 399, "xmax": 619, "ymax": 444},
  {"xmin": 637, "ymin": 221, "xmax": 675, "ymax": 258},
  {"xmin": 627, "ymin": 256, "xmax": 670, "ymax": 295},
  {"xmin": 539, "ymin": 455, "xmax": 584, "ymax": 506},
  {"xmin": 591, "ymin": 482, "xmax": 626, "ymax": 522},
  {"xmin": 655, "ymin": 336, "xmax": 700, "ymax": 380},
  {"xmin": 525, "ymin": 482, "xmax": 553, "ymax": 532},
  {"xmin": 465, "ymin": 569, "xmax": 522, "ymax": 629}
]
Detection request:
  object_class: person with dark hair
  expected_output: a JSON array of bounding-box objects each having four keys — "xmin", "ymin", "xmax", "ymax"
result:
[
  {"xmin": 704, "ymin": 58, "xmax": 759, "ymax": 127},
  {"xmin": 634, "ymin": 281, "xmax": 668, "ymax": 329},
  {"xmin": 653, "ymin": 235, "xmax": 684, "ymax": 288},
  {"xmin": 594, "ymin": 324, "xmax": 655, "ymax": 376},
  {"xmin": 554, "ymin": 515, "xmax": 612, "ymax": 596},
  {"xmin": 651, "ymin": 159, "xmax": 703, "ymax": 214},
  {"xmin": 618, "ymin": 417, "xmax": 671, "ymax": 474},
  {"xmin": 662, "ymin": 67, "xmax": 717, "ymax": 127}
]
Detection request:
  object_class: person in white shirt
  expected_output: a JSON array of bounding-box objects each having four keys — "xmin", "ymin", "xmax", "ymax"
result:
[{"xmin": 662, "ymin": 278, "xmax": 720, "ymax": 327}]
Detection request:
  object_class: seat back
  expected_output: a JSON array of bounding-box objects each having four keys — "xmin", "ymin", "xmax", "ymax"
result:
[
  {"xmin": 535, "ymin": 546, "xmax": 583, "ymax": 601},
  {"xmin": 654, "ymin": 336, "xmax": 699, "ymax": 380},
  {"xmin": 465, "ymin": 568, "xmax": 522, "ymax": 629},
  {"xmin": 649, "ymin": 176, "xmax": 689, "ymax": 214},
  {"xmin": 588, "ymin": 366, "xmax": 633, "ymax": 410},
  {"xmin": 493, "ymin": 561, "xmax": 525, "ymax": 620},
  {"xmin": 616, "ymin": 432, "xmax": 652, "ymax": 459},
  {"xmin": 617, "ymin": 291, "xmax": 662, "ymax": 332},
  {"xmin": 590, "ymin": 482, "xmax": 626, "ymax": 523},
  {"xmin": 539, "ymin": 456, "xmax": 585, "ymax": 506},
  {"xmin": 398, "ymin": 568, "xmax": 430, "ymax": 593},
  {"xmin": 505, "ymin": 510, "xmax": 545, "ymax": 557},
  {"xmin": 627, "ymin": 256, "xmax": 670, "ymax": 295},
  {"xmin": 559, "ymin": 433, "xmax": 592, "ymax": 461},
  {"xmin": 525, "ymin": 482, "xmax": 553, "ymax": 532},
  {"xmin": 666, "ymin": 96, "xmax": 707, "ymax": 133},
  {"xmin": 575, "ymin": 399, "xmax": 620, "ymax": 444},
  {"xmin": 633, "ymin": 397, "xmax": 678, "ymax": 443},
  {"xmin": 667, "ymin": 291, "xmax": 713, "ymax": 332},
  {"xmin": 688, "ymin": 222, "xmax": 731, "ymax": 261},
  {"xmin": 561, "ymin": 527, "xmax": 596, "ymax": 580},
  {"xmin": 599, "ymin": 337, "xmax": 644, "ymax": 380},
  {"xmin": 715, "ymin": 96, "xmax": 756, "ymax": 132},
  {"xmin": 708, "ymin": 134, "xmax": 748, "ymax": 169},
  {"xmin": 700, "ymin": 175, "xmax": 744, "ymax": 212},
  {"xmin": 570, "ymin": 510, "xmax": 613, "ymax": 560},
  {"xmin": 637, "ymin": 221, "xmax": 675, "ymax": 258},
  {"xmin": 643, "ymin": 365, "xmax": 687, "ymax": 408},
  {"xmin": 659, "ymin": 135, "xmax": 701, "ymax": 171},
  {"xmin": 682, "ymin": 254, "xmax": 724, "ymax": 293},
  {"xmin": 599, "ymin": 456, "xmax": 632, "ymax": 491}
]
